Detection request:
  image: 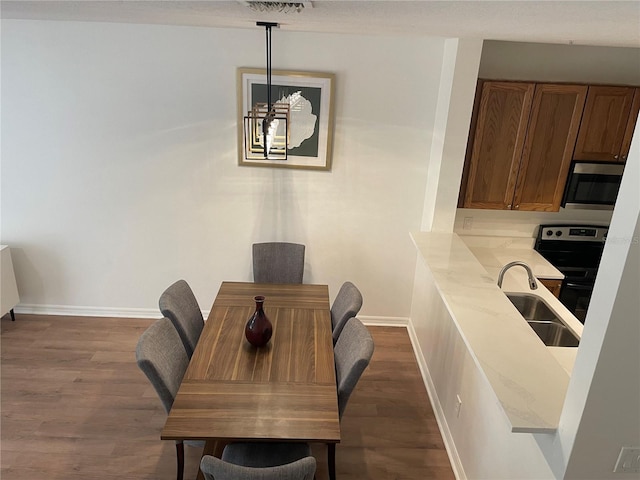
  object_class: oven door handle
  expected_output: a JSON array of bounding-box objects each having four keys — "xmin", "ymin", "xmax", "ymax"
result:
[{"xmin": 564, "ymin": 282, "xmax": 593, "ymax": 290}]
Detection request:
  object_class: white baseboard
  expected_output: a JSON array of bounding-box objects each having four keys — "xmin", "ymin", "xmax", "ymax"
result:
[
  {"xmin": 358, "ymin": 315, "xmax": 409, "ymax": 327},
  {"xmin": 13, "ymin": 306, "xmax": 409, "ymax": 327},
  {"xmin": 15, "ymin": 304, "xmax": 161, "ymax": 318},
  {"xmin": 406, "ymin": 320, "xmax": 466, "ymax": 480}
]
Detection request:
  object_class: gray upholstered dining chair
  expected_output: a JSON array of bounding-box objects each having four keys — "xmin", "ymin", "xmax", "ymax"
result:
[
  {"xmin": 330, "ymin": 281, "xmax": 363, "ymax": 344},
  {"xmin": 200, "ymin": 442, "xmax": 316, "ymax": 480},
  {"xmin": 135, "ymin": 317, "xmax": 202, "ymax": 480},
  {"xmin": 329, "ymin": 317, "xmax": 375, "ymax": 480},
  {"xmin": 159, "ymin": 279, "xmax": 204, "ymax": 358},
  {"xmin": 252, "ymin": 242, "xmax": 305, "ymax": 284}
]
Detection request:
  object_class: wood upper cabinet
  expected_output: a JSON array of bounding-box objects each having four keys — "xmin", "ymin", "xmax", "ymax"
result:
[
  {"xmin": 463, "ymin": 81, "xmax": 534, "ymax": 210},
  {"xmin": 513, "ymin": 84, "xmax": 587, "ymax": 211},
  {"xmin": 463, "ymin": 81, "xmax": 587, "ymax": 212},
  {"xmin": 573, "ymin": 86, "xmax": 640, "ymax": 162},
  {"xmin": 619, "ymin": 88, "xmax": 640, "ymax": 162}
]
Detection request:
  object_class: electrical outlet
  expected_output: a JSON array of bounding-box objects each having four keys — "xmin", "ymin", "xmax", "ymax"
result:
[
  {"xmin": 463, "ymin": 217, "xmax": 473, "ymax": 230},
  {"xmin": 614, "ymin": 447, "xmax": 640, "ymax": 473},
  {"xmin": 455, "ymin": 395, "xmax": 462, "ymax": 418}
]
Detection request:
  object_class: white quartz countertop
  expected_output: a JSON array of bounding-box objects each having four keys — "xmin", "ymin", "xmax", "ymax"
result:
[
  {"xmin": 460, "ymin": 235, "xmax": 564, "ymax": 280},
  {"xmin": 411, "ymin": 232, "xmax": 579, "ymax": 433},
  {"xmin": 461, "ymin": 236, "xmax": 582, "ymax": 376}
]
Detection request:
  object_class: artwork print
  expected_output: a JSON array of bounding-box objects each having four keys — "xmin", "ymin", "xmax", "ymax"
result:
[
  {"xmin": 250, "ymin": 83, "xmax": 321, "ymax": 157},
  {"xmin": 238, "ymin": 68, "xmax": 335, "ymax": 170}
]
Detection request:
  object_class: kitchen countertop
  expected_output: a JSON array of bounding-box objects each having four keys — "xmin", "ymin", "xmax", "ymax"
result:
[
  {"xmin": 461, "ymin": 235, "xmax": 582, "ymax": 376},
  {"xmin": 460, "ymin": 235, "xmax": 563, "ymax": 279},
  {"xmin": 411, "ymin": 231, "xmax": 580, "ymax": 433}
]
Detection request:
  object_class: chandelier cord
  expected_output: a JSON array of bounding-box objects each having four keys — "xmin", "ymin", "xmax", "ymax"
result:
[
  {"xmin": 253, "ymin": 21, "xmax": 282, "ymax": 159},
  {"xmin": 265, "ymin": 23, "xmax": 272, "ymax": 113},
  {"xmin": 262, "ymin": 22, "xmax": 276, "ymax": 158}
]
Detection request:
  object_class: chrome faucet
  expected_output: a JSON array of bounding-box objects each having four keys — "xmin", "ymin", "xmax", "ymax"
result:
[{"xmin": 497, "ymin": 261, "xmax": 538, "ymax": 290}]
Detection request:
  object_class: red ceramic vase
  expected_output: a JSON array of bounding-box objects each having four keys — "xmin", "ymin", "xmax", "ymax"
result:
[{"xmin": 245, "ymin": 295, "xmax": 273, "ymax": 347}]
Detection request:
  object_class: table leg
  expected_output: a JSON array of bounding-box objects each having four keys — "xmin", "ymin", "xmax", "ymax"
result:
[
  {"xmin": 176, "ymin": 442, "xmax": 184, "ymax": 480},
  {"xmin": 10, "ymin": 309, "xmax": 15, "ymax": 321},
  {"xmin": 328, "ymin": 443, "xmax": 336, "ymax": 480}
]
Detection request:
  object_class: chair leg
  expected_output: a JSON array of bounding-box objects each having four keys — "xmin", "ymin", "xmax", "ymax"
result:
[
  {"xmin": 10, "ymin": 309, "xmax": 15, "ymax": 321},
  {"xmin": 176, "ymin": 441, "xmax": 184, "ymax": 480},
  {"xmin": 328, "ymin": 442, "xmax": 336, "ymax": 480}
]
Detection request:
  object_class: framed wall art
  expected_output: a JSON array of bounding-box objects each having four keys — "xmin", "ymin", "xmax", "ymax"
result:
[{"xmin": 237, "ymin": 68, "xmax": 335, "ymax": 171}]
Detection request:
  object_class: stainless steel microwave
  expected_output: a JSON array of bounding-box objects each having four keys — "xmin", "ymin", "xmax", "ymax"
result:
[{"xmin": 562, "ymin": 161, "xmax": 625, "ymax": 210}]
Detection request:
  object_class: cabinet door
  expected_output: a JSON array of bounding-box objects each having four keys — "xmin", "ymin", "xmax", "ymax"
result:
[
  {"xmin": 538, "ymin": 278, "xmax": 562, "ymax": 298},
  {"xmin": 463, "ymin": 82, "xmax": 534, "ymax": 209},
  {"xmin": 573, "ymin": 86, "xmax": 636, "ymax": 162},
  {"xmin": 513, "ymin": 84, "xmax": 587, "ymax": 212},
  {"xmin": 619, "ymin": 87, "xmax": 640, "ymax": 163}
]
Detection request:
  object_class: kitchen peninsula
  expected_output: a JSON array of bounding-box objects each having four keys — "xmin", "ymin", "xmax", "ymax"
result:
[{"xmin": 410, "ymin": 231, "xmax": 581, "ymax": 433}]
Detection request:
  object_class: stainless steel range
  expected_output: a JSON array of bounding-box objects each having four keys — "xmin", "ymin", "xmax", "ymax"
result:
[{"xmin": 534, "ymin": 224, "xmax": 608, "ymax": 323}]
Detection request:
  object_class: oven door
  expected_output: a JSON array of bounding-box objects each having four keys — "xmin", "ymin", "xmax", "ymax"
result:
[
  {"xmin": 562, "ymin": 162, "xmax": 624, "ymax": 210},
  {"xmin": 559, "ymin": 281, "xmax": 594, "ymax": 323}
]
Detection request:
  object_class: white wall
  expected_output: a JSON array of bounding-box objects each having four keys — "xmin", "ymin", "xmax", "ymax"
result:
[
  {"xmin": 1, "ymin": 19, "xmax": 445, "ymax": 318},
  {"xmin": 421, "ymin": 38, "xmax": 482, "ymax": 232},
  {"xmin": 478, "ymin": 40, "xmax": 640, "ymax": 85},
  {"xmin": 455, "ymin": 40, "xmax": 640, "ymax": 238},
  {"xmin": 454, "ymin": 209, "xmax": 613, "ymax": 239}
]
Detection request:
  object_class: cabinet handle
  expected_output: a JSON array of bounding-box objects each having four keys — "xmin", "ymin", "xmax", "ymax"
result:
[
  {"xmin": 622, "ymin": 154, "xmax": 627, "ymax": 160},
  {"xmin": 515, "ymin": 205, "xmax": 520, "ymax": 209},
  {"xmin": 507, "ymin": 204, "xmax": 512, "ymax": 209},
  {"xmin": 614, "ymin": 155, "xmax": 619, "ymax": 159}
]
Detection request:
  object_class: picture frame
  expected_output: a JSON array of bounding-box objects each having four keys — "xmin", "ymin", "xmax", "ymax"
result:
[{"xmin": 237, "ymin": 68, "xmax": 335, "ymax": 171}]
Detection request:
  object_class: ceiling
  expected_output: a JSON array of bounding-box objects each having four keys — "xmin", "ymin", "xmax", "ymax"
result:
[{"xmin": 2, "ymin": 1, "xmax": 640, "ymax": 48}]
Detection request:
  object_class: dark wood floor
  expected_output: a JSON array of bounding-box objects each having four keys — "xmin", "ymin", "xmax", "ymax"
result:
[{"xmin": 1, "ymin": 314, "xmax": 455, "ymax": 480}]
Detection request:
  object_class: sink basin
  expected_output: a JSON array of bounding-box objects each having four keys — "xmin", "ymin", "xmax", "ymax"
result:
[
  {"xmin": 507, "ymin": 293, "xmax": 559, "ymax": 321},
  {"xmin": 526, "ymin": 320, "xmax": 580, "ymax": 347},
  {"xmin": 506, "ymin": 294, "xmax": 579, "ymax": 347}
]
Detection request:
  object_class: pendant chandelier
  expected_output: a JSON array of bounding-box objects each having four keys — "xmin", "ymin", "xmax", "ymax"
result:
[{"xmin": 243, "ymin": 22, "xmax": 290, "ymax": 161}]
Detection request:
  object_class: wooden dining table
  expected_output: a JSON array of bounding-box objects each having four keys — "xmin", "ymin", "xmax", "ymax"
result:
[{"xmin": 161, "ymin": 281, "xmax": 341, "ymax": 474}]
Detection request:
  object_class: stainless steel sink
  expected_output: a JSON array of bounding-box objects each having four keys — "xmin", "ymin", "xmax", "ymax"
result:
[
  {"xmin": 525, "ymin": 320, "xmax": 580, "ymax": 347},
  {"xmin": 506, "ymin": 294, "xmax": 579, "ymax": 347}
]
